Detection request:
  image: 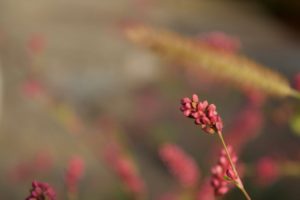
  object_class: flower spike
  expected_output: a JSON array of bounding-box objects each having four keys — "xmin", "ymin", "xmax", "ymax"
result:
[{"xmin": 180, "ymin": 94, "xmax": 223, "ymax": 134}]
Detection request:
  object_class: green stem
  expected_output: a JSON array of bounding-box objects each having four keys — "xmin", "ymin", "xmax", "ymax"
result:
[{"xmin": 217, "ymin": 131, "xmax": 252, "ymax": 200}]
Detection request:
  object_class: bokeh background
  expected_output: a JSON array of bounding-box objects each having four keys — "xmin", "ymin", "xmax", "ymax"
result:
[{"xmin": 0, "ymin": 0, "xmax": 300, "ymax": 199}]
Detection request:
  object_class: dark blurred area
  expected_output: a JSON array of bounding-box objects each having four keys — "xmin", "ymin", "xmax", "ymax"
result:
[{"xmin": 250, "ymin": 0, "xmax": 300, "ymax": 34}]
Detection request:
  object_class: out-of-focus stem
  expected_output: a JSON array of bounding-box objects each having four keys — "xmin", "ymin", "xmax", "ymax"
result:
[
  {"xmin": 67, "ymin": 191, "xmax": 77, "ymax": 200},
  {"xmin": 217, "ymin": 131, "xmax": 252, "ymax": 200}
]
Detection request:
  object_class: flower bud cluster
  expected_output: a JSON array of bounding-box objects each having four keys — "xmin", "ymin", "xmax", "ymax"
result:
[
  {"xmin": 180, "ymin": 94, "xmax": 223, "ymax": 134},
  {"xmin": 26, "ymin": 181, "xmax": 56, "ymax": 200},
  {"xmin": 211, "ymin": 146, "xmax": 238, "ymax": 196}
]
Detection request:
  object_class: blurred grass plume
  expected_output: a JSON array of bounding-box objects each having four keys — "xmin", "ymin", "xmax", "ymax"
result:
[{"xmin": 124, "ymin": 24, "xmax": 300, "ymax": 99}]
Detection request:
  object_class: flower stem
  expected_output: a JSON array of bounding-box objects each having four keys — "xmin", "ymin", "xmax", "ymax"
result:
[
  {"xmin": 67, "ymin": 191, "xmax": 77, "ymax": 200},
  {"xmin": 217, "ymin": 131, "xmax": 252, "ymax": 200}
]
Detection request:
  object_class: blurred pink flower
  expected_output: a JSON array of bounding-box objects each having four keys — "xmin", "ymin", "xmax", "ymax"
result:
[
  {"xmin": 159, "ymin": 143, "xmax": 200, "ymax": 188},
  {"xmin": 243, "ymin": 87, "xmax": 266, "ymax": 107},
  {"xmin": 225, "ymin": 106, "xmax": 263, "ymax": 153},
  {"xmin": 115, "ymin": 158, "xmax": 145, "ymax": 195},
  {"xmin": 22, "ymin": 80, "xmax": 45, "ymax": 98},
  {"xmin": 293, "ymin": 73, "xmax": 300, "ymax": 91},
  {"xmin": 103, "ymin": 143, "xmax": 146, "ymax": 196},
  {"xmin": 8, "ymin": 163, "xmax": 33, "ymax": 183},
  {"xmin": 26, "ymin": 180, "xmax": 56, "ymax": 200},
  {"xmin": 27, "ymin": 33, "xmax": 46, "ymax": 55},
  {"xmin": 196, "ymin": 32, "xmax": 240, "ymax": 53},
  {"xmin": 34, "ymin": 151, "xmax": 53, "ymax": 173},
  {"xmin": 211, "ymin": 146, "xmax": 238, "ymax": 196},
  {"xmin": 255, "ymin": 157, "xmax": 279, "ymax": 186},
  {"xmin": 180, "ymin": 94, "xmax": 223, "ymax": 134},
  {"xmin": 8, "ymin": 151, "xmax": 53, "ymax": 183},
  {"xmin": 64, "ymin": 156, "xmax": 85, "ymax": 194}
]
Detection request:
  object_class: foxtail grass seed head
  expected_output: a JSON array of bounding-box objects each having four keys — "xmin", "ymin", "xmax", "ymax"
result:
[{"xmin": 124, "ymin": 25, "xmax": 299, "ymax": 98}]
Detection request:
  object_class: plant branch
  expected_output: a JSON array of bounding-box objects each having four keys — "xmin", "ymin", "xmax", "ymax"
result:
[{"xmin": 217, "ymin": 131, "xmax": 252, "ymax": 200}]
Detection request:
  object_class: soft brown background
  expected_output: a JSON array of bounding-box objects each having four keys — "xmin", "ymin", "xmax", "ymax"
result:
[{"xmin": 0, "ymin": 0, "xmax": 299, "ymax": 199}]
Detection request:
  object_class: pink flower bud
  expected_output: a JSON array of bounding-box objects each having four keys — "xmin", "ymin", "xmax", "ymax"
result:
[
  {"xmin": 192, "ymin": 94, "xmax": 199, "ymax": 102},
  {"xmin": 159, "ymin": 143, "xmax": 200, "ymax": 188}
]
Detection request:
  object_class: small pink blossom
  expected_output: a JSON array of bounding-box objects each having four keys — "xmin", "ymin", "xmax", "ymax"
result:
[
  {"xmin": 26, "ymin": 180, "xmax": 56, "ymax": 200},
  {"xmin": 211, "ymin": 146, "xmax": 238, "ymax": 196},
  {"xmin": 64, "ymin": 156, "xmax": 85, "ymax": 194},
  {"xmin": 180, "ymin": 94, "xmax": 223, "ymax": 134},
  {"xmin": 255, "ymin": 157, "xmax": 279, "ymax": 186},
  {"xmin": 159, "ymin": 143, "xmax": 200, "ymax": 188}
]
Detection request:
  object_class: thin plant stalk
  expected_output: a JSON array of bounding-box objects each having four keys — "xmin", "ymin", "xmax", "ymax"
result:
[
  {"xmin": 67, "ymin": 191, "xmax": 78, "ymax": 200},
  {"xmin": 217, "ymin": 131, "xmax": 252, "ymax": 200}
]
